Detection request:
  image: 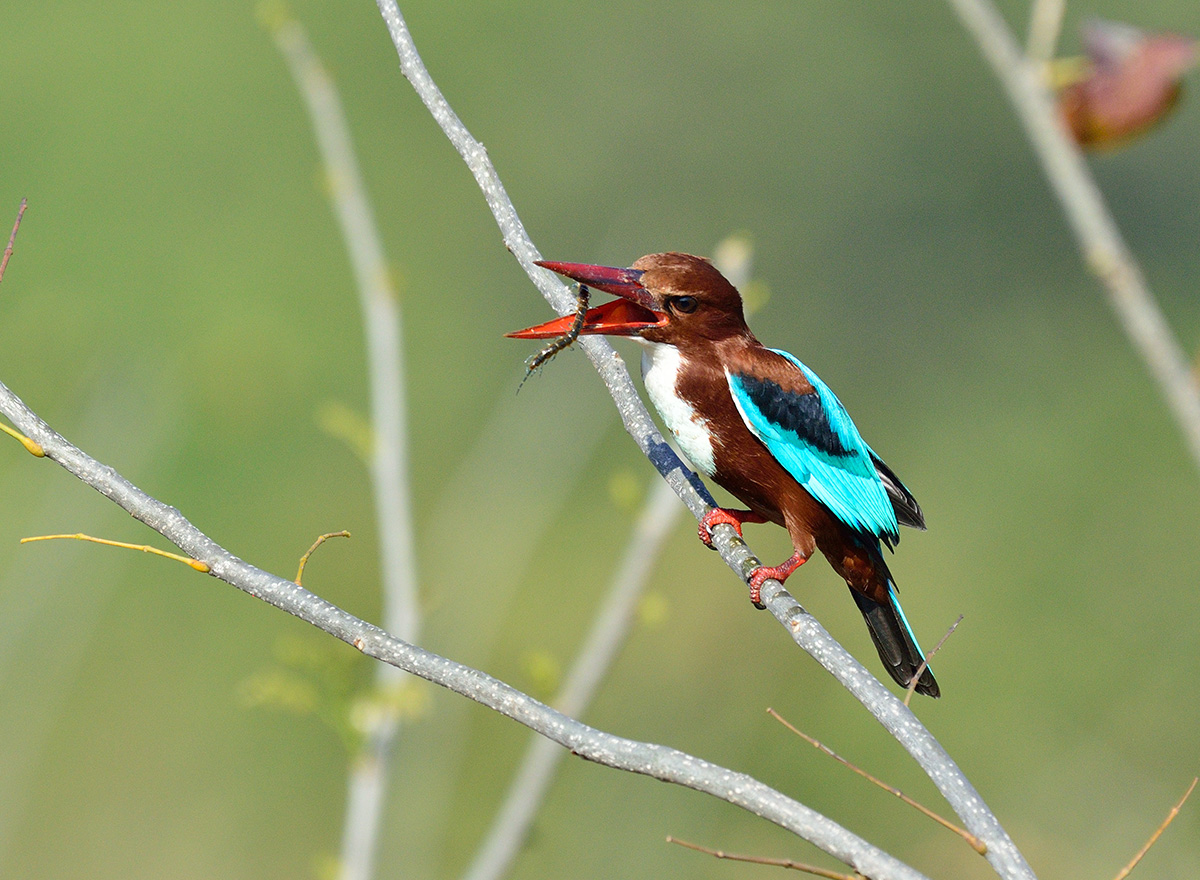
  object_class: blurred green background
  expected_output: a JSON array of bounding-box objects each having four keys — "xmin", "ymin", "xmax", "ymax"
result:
[{"xmin": 2, "ymin": 1, "xmax": 1198, "ymax": 878}]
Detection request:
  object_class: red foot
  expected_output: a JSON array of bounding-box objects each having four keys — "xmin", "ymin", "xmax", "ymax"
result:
[
  {"xmin": 698, "ymin": 507, "xmax": 767, "ymax": 548},
  {"xmin": 747, "ymin": 552, "xmax": 808, "ymax": 608}
]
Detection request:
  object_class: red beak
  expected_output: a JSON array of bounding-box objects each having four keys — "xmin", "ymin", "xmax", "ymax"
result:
[{"xmin": 506, "ymin": 260, "xmax": 667, "ymax": 339}]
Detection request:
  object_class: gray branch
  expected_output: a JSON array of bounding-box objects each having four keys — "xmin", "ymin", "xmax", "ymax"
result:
[
  {"xmin": 0, "ymin": 380, "xmax": 926, "ymax": 880},
  {"xmin": 371, "ymin": 3, "xmax": 1036, "ymax": 877}
]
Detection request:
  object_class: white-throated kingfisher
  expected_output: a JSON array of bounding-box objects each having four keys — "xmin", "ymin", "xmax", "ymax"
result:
[{"xmin": 508, "ymin": 253, "xmax": 938, "ymax": 697}]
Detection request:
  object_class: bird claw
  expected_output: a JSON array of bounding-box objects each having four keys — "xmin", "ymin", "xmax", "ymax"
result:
[
  {"xmin": 698, "ymin": 507, "xmax": 766, "ymax": 549},
  {"xmin": 746, "ymin": 552, "xmax": 808, "ymax": 608},
  {"xmin": 748, "ymin": 573, "xmax": 768, "ymax": 609},
  {"xmin": 698, "ymin": 508, "xmax": 745, "ymax": 549}
]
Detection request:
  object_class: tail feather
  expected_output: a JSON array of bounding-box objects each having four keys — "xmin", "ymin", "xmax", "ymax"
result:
[{"xmin": 850, "ymin": 588, "xmax": 940, "ymax": 698}]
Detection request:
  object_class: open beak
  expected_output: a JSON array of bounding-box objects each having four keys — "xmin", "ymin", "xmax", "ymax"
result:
[{"xmin": 506, "ymin": 260, "xmax": 667, "ymax": 339}]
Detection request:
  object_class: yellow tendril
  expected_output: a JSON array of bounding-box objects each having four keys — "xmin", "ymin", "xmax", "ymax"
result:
[
  {"xmin": 296, "ymin": 531, "xmax": 351, "ymax": 584},
  {"xmin": 20, "ymin": 533, "xmax": 209, "ymax": 572},
  {"xmin": 0, "ymin": 421, "xmax": 44, "ymax": 457}
]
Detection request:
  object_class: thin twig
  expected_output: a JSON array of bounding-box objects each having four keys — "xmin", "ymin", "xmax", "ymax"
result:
[
  {"xmin": 947, "ymin": 0, "xmax": 1200, "ymax": 475},
  {"xmin": 666, "ymin": 836, "xmax": 865, "ymax": 880},
  {"xmin": 903, "ymin": 615, "xmax": 964, "ymax": 707},
  {"xmin": 1111, "ymin": 777, "xmax": 1197, "ymax": 880},
  {"xmin": 20, "ymin": 533, "xmax": 210, "ymax": 572},
  {"xmin": 372, "ymin": 4, "xmax": 1037, "ymax": 878},
  {"xmin": 0, "ymin": 379, "xmax": 930, "ymax": 880},
  {"xmin": 767, "ymin": 708, "xmax": 986, "ymax": 854},
  {"xmin": 268, "ymin": 16, "xmax": 420, "ymax": 880},
  {"xmin": 295, "ymin": 530, "xmax": 352, "ymax": 585},
  {"xmin": 0, "ymin": 198, "xmax": 27, "ymax": 288}
]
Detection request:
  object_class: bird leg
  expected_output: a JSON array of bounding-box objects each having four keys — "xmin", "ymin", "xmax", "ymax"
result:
[
  {"xmin": 747, "ymin": 552, "xmax": 808, "ymax": 608},
  {"xmin": 698, "ymin": 507, "xmax": 768, "ymax": 548}
]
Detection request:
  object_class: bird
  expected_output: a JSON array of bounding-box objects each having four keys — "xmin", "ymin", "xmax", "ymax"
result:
[{"xmin": 507, "ymin": 253, "xmax": 938, "ymax": 697}]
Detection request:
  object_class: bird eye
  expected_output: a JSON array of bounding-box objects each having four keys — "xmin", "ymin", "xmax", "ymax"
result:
[{"xmin": 670, "ymin": 295, "xmax": 698, "ymax": 314}]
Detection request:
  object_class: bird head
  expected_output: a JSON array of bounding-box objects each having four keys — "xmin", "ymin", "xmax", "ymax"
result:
[{"xmin": 507, "ymin": 252, "xmax": 750, "ymax": 348}]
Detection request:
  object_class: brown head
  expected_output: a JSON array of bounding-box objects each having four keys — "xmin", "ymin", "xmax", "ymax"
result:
[{"xmin": 507, "ymin": 252, "xmax": 752, "ymax": 349}]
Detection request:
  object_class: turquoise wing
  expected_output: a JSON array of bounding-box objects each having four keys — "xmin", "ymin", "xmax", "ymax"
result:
[{"xmin": 726, "ymin": 349, "xmax": 899, "ymax": 544}]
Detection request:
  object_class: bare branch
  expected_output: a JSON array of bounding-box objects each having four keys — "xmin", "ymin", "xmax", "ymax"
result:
[
  {"xmin": 295, "ymin": 531, "xmax": 352, "ymax": 586},
  {"xmin": 0, "ymin": 198, "xmax": 27, "ymax": 287},
  {"xmin": 666, "ymin": 836, "xmax": 865, "ymax": 879},
  {"xmin": 21, "ymin": 533, "xmax": 210, "ymax": 572},
  {"xmin": 1112, "ymin": 777, "xmax": 1197, "ymax": 880},
  {"xmin": 0, "ymin": 379, "xmax": 929, "ymax": 880},
  {"xmin": 947, "ymin": 0, "xmax": 1200, "ymax": 475},
  {"xmin": 767, "ymin": 708, "xmax": 985, "ymax": 854},
  {"xmin": 903, "ymin": 615, "xmax": 964, "ymax": 707},
  {"xmin": 371, "ymin": 3, "xmax": 1037, "ymax": 877}
]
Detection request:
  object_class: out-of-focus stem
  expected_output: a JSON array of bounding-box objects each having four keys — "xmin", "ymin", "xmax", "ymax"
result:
[
  {"xmin": 462, "ymin": 479, "xmax": 680, "ymax": 880},
  {"xmin": 1026, "ymin": 0, "xmax": 1066, "ymax": 64},
  {"xmin": 270, "ymin": 18, "xmax": 419, "ymax": 880}
]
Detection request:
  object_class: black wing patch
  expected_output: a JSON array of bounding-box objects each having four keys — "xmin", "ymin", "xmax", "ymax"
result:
[
  {"xmin": 870, "ymin": 451, "xmax": 925, "ymax": 531},
  {"xmin": 735, "ymin": 374, "xmax": 849, "ymax": 457}
]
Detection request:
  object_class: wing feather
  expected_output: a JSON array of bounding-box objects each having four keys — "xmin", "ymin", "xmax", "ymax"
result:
[
  {"xmin": 870, "ymin": 450, "xmax": 925, "ymax": 530},
  {"xmin": 725, "ymin": 350, "xmax": 900, "ymax": 543}
]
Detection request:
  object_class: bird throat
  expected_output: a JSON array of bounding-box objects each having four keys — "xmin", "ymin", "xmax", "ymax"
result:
[{"xmin": 638, "ymin": 341, "xmax": 718, "ymax": 477}]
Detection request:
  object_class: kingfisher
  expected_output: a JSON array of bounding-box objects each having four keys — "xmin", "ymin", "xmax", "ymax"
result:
[{"xmin": 508, "ymin": 253, "xmax": 938, "ymax": 697}]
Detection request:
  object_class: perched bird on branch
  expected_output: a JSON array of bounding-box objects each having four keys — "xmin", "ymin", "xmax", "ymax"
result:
[{"xmin": 509, "ymin": 253, "xmax": 938, "ymax": 697}]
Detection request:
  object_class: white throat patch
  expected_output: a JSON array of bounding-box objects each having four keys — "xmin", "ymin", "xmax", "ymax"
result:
[{"xmin": 638, "ymin": 341, "xmax": 717, "ymax": 477}]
